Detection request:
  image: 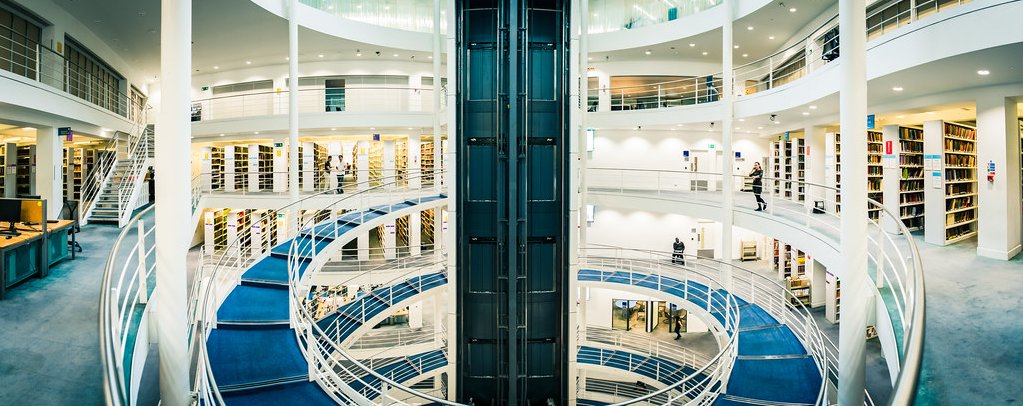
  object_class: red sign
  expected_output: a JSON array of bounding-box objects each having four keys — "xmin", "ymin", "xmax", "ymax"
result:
[{"xmin": 885, "ymin": 140, "xmax": 893, "ymax": 155}]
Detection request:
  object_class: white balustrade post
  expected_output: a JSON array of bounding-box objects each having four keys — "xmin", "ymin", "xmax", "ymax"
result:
[{"xmin": 137, "ymin": 220, "xmax": 149, "ymax": 304}]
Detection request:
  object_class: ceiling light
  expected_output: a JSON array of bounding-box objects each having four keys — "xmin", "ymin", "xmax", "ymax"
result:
[
  {"xmin": 809, "ymin": 105, "xmax": 817, "ymax": 110},
  {"xmin": 689, "ymin": 43, "xmax": 695, "ymax": 47},
  {"xmin": 702, "ymin": 51, "xmax": 708, "ymax": 56},
  {"xmin": 254, "ymin": 131, "xmax": 260, "ymax": 134},
  {"xmin": 769, "ymin": 36, "xmax": 775, "ymax": 40},
  {"xmin": 977, "ymin": 69, "xmax": 990, "ymax": 75},
  {"xmin": 896, "ymin": 115, "xmax": 905, "ymax": 118},
  {"xmin": 644, "ymin": 50, "xmax": 652, "ymax": 55},
  {"xmin": 742, "ymin": 53, "xmax": 748, "ymax": 57},
  {"xmin": 802, "ymin": 112, "xmax": 810, "ymax": 116},
  {"xmin": 428, "ymin": 55, "xmax": 433, "ymax": 59},
  {"xmin": 588, "ymin": 57, "xmax": 593, "ymax": 61},
  {"xmin": 370, "ymin": 127, "xmax": 376, "ymax": 130},
  {"xmin": 892, "ymin": 86, "xmax": 904, "ymax": 91},
  {"xmin": 735, "ymin": 127, "xmax": 741, "ymax": 130},
  {"xmin": 738, "ymin": 118, "xmax": 745, "ymax": 122},
  {"xmin": 213, "ymin": 66, "xmax": 219, "ymax": 70},
  {"xmin": 733, "ymin": 45, "xmax": 739, "ymax": 49},
  {"xmin": 789, "ymin": 7, "xmax": 797, "ymax": 12},
  {"xmin": 245, "ymin": 61, "xmax": 251, "ymax": 65},
  {"xmin": 926, "ymin": 111, "xmax": 936, "ymax": 115},
  {"xmin": 285, "ymin": 57, "xmax": 290, "ymax": 61},
  {"xmin": 393, "ymin": 54, "xmax": 399, "ymax": 57},
  {"xmin": 22, "ymin": 127, "xmax": 34, "ymax": 131},
  {"xmin": 331, "ymin": 128, "xmax": 337, "ymax": 131},
  {"xmin": 757, "ymin": 126, "xmax": 764, "ymax": 130},
  {"xmin": 219, "ymin": 133, "xmax": 225, "ymax": 137},
  {"xmin": 774, "ymin": 121, "xmax": 781, "ymax": 124},
  {"xmin": 747, "ymin": 26, "xmax": 754, "ymax": 30}
]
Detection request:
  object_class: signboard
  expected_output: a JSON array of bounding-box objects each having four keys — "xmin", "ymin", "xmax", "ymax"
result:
[
  {"xmin": 373, "ymin": 134, "xmax": 381, "ymax": 141},
  {"xmin": 867, "ymin": 114, "xmax": 875, "ymax": 129},
  {"xmin": 274, "ymin": 142, "xmax": 284, "ymax": 148},
  {"xmin": 885, "ymin": 140, "xmax": 892, "ymax": 155},
  {"xmin": 58, "ymin": 127, "xmax": 73, "ymax": 141}
]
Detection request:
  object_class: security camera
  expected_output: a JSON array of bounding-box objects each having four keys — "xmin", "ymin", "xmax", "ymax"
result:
[
  {"xmin": 770, "ymin": 114, "xmax": 778, "ymax": 122},
  {"xmin": 375, "ymin": 51, "xmax": 381, "ymax": 56}
]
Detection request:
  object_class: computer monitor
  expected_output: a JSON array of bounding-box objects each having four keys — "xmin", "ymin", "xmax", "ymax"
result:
[{"xmin": 0, "ymin": 199, "xmax": 22, "ymax": 236}]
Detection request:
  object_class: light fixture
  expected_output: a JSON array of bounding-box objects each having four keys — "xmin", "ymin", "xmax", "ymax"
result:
[
  {"xmin": 789, "ymin": 7, "xmax": 797, "ymax": 12},
  {"xmin": 734, "ymin": 45, "xmax": 740, "ymax": 49},
  {"xmin": 219, "ymin": 133, "xmax": 225, "ymax": 137},
  {"xmin": 370, "ymin": 127, "xmax": 376, "ymax": 130},
  {"xmin": 393, "ymin": 54, "xmax": 399, "ymax": 57},
  {"xmin": 587, "ymin": 57, "xmax": 593, "ymax": 61},
  {"xmin": 769, "ymin": 114, "xmax": 777, "ymax": 122},
  {"xmin": 356, "ymin": 49, "xmax": 362, "ymax": 56},
  {"xmin": 757, "ymin": 126, "xmax": 764, "ymax": 130},
  {"xmin": 809, "ymin": 105, "xmax": 817, "ymax": 110},
  {"xmin": 738, "ymin": 118, "xmax": 745, "ymax": 122},
  {"xmin": 245, "ymin": 61, "xmax": 251, "ymax": 65},
  {"xmin": 285, "ymin": 57, "xmax": 290, "ymax": 61},
  {"xmin": 701, "ymin": 51, "xmax": 708, "ymax": 56},
  {"xmin": 774, "ymin": 121, "xmax": 781, "ymax": 124},
  {"xmin": 213, "ymin": 65, "xmax": 219, "ymax": 70},
  {"xmin": 22, "ymin": 127, "xmax": 34, "ymax": 131},
  {"xmin": 896, "ymin": 115, "xmax": 905, "ymax": 118},
  {"xmin": 977, "ymin": 69, "xmax": 990, "ymax": 75},
  {"xmin": 892, "ymin": 86, "xmax": 904, "ymax": 91},
  {"xmin": 318, "ymin": 54, "xmax": 324, "ymax": 58},
  {"xmin": 689, "ymin": 43, "xmax": 695, "ymax": 47},
  {"xmin": 644, "ymin": 50, "xmax": 652, "ymax": 55},
  {"xmin": 254, "ymin": 131, "xmax": 260, "ymax": 134},
  {"xmin": 742, "ymin": 53, "xmax": 748, "ymax": 57},
  {"xmin": 747, "ymin": 26, "xmax": 754, "ymax": 30},
  {"xmin": 926, "ymin": 111, "xmax": 936, "ymax": 115},
  {"xmin": 769, "ymin": 36, "xmax": 775, "ymax": 40},
  {"xmin": 331, "ymin": 128, "xmax": 337, "ymax": 131},
  {"xmin": 802, "ymin": 112, "xmax": 810, "ymax": 116},
  {"xmin": 735, "ymin": 127, "xmax": 741, "ymax": 130}
]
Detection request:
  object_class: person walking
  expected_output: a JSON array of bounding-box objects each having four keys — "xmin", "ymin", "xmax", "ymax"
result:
[
  {"xmin": 673, "ymin": 315, "xmax": 683, "ymax": 340},
  {"xmin": 332, "ymin": 157, "xmax": 345, "ymax": 194},
  {"xmin": 750, "ymin": 162, "xmax": 766, "ymax": 211},
  {"xmin": 672, "ymin": 237, "xmax": 686, "ymax": 266}
]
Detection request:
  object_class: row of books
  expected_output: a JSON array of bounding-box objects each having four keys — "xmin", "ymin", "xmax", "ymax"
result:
[
  {"xmin": 945, "ymin": 168, "xmax": 975, "ymax": 181},
  {"xmin": 944, "ymin": 123, "xmax": 977, "ymax": 141},
  {"xmin": 901, "ymin": 206, "xmax": 924, "ymax": 217},
  {"xmin": 946, "ymin": 211, "xmax": 976, "ymax": 225},
  {"xmin": 946, "ymin": 196, "xmax": 976, "ymax": 210},
  {"xmin": 900, "ymin": 155, "xmax": 924, "ymax": 166},
  {"xmin": 944, "ymin": 155, "xmax": 976, "ymax": 167},
  {"xmin": 944, "ymin": 138, "xmax": 976, "ymax": 153},
  {"xmin": 946, "ymin": 183, "xmax": 974, "ymax": 196},
  {"xmin": 901, "ymin": 167, "xmax": 924, "ymax": 179},
  {"xmin": 900, "ymin": 180, "xmax": 924, "ymax": 191}
]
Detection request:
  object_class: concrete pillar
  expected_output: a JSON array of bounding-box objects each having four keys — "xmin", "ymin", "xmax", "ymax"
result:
[
  {"xmin": 357, "ymin": 232, "xmax": 370, "ymax": 261},
  {"xmin": 153, "ymin": 0, "xmax": 191, "ymax": 403},
  {"xmin": 382, "ymin": 219, "xmax": 397, "ymax": 260},
  {"xmin": 720, "ymin": 0, "xmax": 735, "ymax": 287},
  {"xmin": 36, "ymin": 127, "xmax": 63, "ymax": 217},
  {"xmin": 567, "ymin": 0, "xmax": 582, "ymax": 402},
  {"xmin": 383, "ymin": 140, "xmax": 396, "ymax": 189},
  {"xmin": 837, "ymin": 0, "xmax": 870, "ymax": 403},
  {"xmin": 356, "ymin": 140, "xmax": 369, "ymax": 191},
  {"xmin": 441, "ymin": 0, "xmax": 458, "ymax": 398},
  {"xmin": 975, "ymin": 95, "xmax": 1022, "ymax": 259},
  {"xmin": 409, "ymin": 211, "xmax": 422, "ymax": 256},
  {"xmin": 288, "ymin": 0, "xmax": 300, "ymax": 202}
]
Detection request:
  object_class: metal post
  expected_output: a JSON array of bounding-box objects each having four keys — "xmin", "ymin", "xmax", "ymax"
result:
[{"xmin": 288, "ymin": 0, "xmax": 300, "ymax": 203}]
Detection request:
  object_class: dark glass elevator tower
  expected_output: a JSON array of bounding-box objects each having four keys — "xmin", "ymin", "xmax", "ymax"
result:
[{"xmin": 455, "ymin": 0, "xmax": 570, "ymax": 404}]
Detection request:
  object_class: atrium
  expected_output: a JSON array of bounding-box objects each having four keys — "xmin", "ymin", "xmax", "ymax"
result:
[{"xmin": 0, "ymin": 0, "xmax": 1021, "ymax": 405}]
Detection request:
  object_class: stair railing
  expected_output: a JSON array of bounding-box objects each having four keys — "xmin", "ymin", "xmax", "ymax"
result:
[
  {"xmin": 189, "ymin": 170, "xmax": 447, "ymax": 404},
  {"xmin": 79, "ymin": 137, "xmax": 118, "ymax": 220},
  {"xmin": 99, "ymin": 205, "xmax": 157, "ymax": 406},
  {"xmin": 114, "ymin": 107, "xmax": 154, "ymax": 226}
]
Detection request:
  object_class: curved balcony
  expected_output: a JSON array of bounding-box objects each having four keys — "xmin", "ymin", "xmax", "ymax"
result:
[{"xmin": 587, "ymin": 0, "xmax": 1020, "ymax": 127}]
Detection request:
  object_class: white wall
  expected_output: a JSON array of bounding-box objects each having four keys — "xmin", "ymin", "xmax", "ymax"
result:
[
  {"xmin": 583, "ymin": 286, "xmax": 708, "ymax": 333},
  {"xmin": 586, "ymin": 207, "xmax": 766, "ymax": 260},
  {"xmin": 588, "ymin": 129, "xmax": 768, "ymax": 173}
]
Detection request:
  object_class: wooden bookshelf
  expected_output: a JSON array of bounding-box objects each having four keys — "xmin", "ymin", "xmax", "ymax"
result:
[
  {"xmin": 396, "ymin": 214, "xmax": 410, "ymax": 251},
  {"xmin": 773, "ymin": 239, "xmax": 793, "ymax": 279},
  {"xmin": 787, "ymin": 275, "xmax": 811, "ymax": 306},
  {"xmin": 793, "ymin": 138, "xmax": 806, "ymax": 202},
  {"xmin": 867, "ymin": 131, "xmax": 883, "ymax": 221},
  {"xmin": 421, "ymin": 208, "xmax": 436, "ymax": 251},
  {"xmin": 923, "ymin": 121, "xmax": 978, "ymax": 245},
  {"xmin": 899, "ymin": 127, "xmax": 925, "ymax": 230},
  {"xmin": 369, "ymin": 141, "xmax": 384, "ymax": 187},
  {"xmin": 16, "ymin": 145, "xmax": 35, "ymax": 197},
  {"xmin": 350, "ymin": 143, "xmax": 360, "ymax": 184},
  {"xmin": 395, "ymin": 140, "xmax": 408, "ymax": 187},
  {"xmin": 421, "ymin": 142, "xmax": 435, "ymax": 185}
]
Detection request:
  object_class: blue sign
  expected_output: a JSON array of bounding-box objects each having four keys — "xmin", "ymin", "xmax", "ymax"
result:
[
  {"xmin": 683, "ymin": 150, "xmax": 690, "ymax": 158},
  {"xmin": 785, "ymin": 131, "xmax": 790, "ymax": 141},
  {"xmin": 58, "ymin": 127, "xmax": 73, "ymax": 141},
  {"xmin": 867, "ymin": 114, "xmax": 875, "ymax": 129},
  {"xmin": 372, "ymin": 134, "xmax": 380, "ymax": 141}
]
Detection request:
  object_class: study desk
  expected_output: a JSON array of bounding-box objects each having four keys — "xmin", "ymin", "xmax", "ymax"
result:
[{"xmin": 0, "ymin": 220, "xmax": 76, "ymax": 300}]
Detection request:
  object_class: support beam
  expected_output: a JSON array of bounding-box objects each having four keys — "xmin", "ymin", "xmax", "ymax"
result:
[
  {"xmin": 288, "ymin": 0, "xmax": 300, "ymax": 202},
  {"xmin": 36, "ymin": 126, "xmax": 63, "ymax": 218},
  {"xmin": 154, "ymin": 0, "xmax": 191, "ymax": 404},
  {"xmin": 838, "ymin": 0, "xmax": 870, "ymax": 404},
  {"xmin": 720, "ymin": 0, "xmax": 735, "ymax": 290}
]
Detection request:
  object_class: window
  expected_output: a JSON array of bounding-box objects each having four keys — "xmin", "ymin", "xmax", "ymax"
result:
[
  {"xmin": 0, "ymin": 4, "xmax": 41, "ymax": 80},
  {"xmin": 64, "ymin": 38, "xmax": 125, "ymax": 116}
]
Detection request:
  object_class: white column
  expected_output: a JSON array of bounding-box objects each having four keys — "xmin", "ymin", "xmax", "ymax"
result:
[
  {"xmin": 383, "ymin": 140, "xmax": 396, "ymax": 189},
  {"xmin": 838, "ymin": 0, "xmax": 869, "ymax": 403},
  {"xmin": 409, "ymin": 133, "xmax": 422, "ymax": 189},
  {"xmin": 154, "ymin": 0, "xmax": 191, "ymax": 404},
  {"xmin": 976, "ymin": 94, "xmax": 1022, "ymax": 259},
  {"xmin": 36, "ymin": 127, "xmax": 62, "ymax": 217},
  {"xmin": 383, "ymin": 219, "xmax": 397, "ymax": 259},
  {"xmin": 433, "ymin": 0, "xmax": 444, "ymax": 194},
  {"xmin": 579, "ymin": 0, "xmax": 589, "ymax": 250},
  {"xmin": 443, "ymin": 0, "xmax": 458, "ymax": 399},
  {"xmin": 410, "ymin": 211, "xmax": 422, "ymax": 256},
  {"xmin": 288, "ymin": 0, "xmax": 300, "ymax": 202},
  {"xmin": 408, "ymin": 301, "xmax": 424, "ymax": 328},
  {"xmin": 567, "ymin": 0, "xmax": 582, "ymax": 402},
  {"xmin": 597, "ymin": 72, "xmax": 610, "ymax": 112},
  {"xmin": 719, "ymin": 0, "xmax": 735, "ymax": 286},
  {"xmin": 357, "ymin": 232, "xmax": 370, "ymax": 261}
]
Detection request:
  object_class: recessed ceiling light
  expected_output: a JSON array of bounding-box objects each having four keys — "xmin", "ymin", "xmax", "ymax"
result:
[
  {"xmin": 644, "ymin": 50, "xmax": 652, "ymax": 55},
  {"xmin": 689, "ymin": 43, "xmax": 696, "ymax": 47},
  {"xmin": 331, "ymin": 128, "xmax": 337, "ymax": 131},
  {"xmin": 926, "ymin": 111, "xmax": 936, "ymax": 115},
  {"xmin": 738, "ymin": 118, "xmax": 745, "ymax": 122},
  {"xmin": 213, "ymin": 66, "xmax": 219, "ymax": 70},
  {"xmin": 588, "ymin": 57, "xmax": 593, "ymax": 61},
  {"xmin": 789, "ymin": 7, "xmax": 797, "ymax": 12},
  {"xmin": 285, "ymin": 57, "xmax": 290, "ymax": 61},
  {"xmin": 733, "ymin": 45, "xmax": 740, "ymax": 49},
  {"xmin": 892, "ymin": 86, "xmax": 904, "ymax": 91},
  {"xmin": 393, "ymin": 54, "xmax": 399, "ymax": 57},
  {"xmin": 254, "ymin": 131, "xmax": 260, "ymax": 134},
  {"xmin": 977, "ymin": 69, "xmax": 990, "ymax": 75},
  {"xmin": 809, "ymin": 105, "xmax": 817, "ymax": 110},
  {"xmin": 747, "ymin": 26, "xmax": 754, "ymax": 30},
  {"xmin": 757, "ymin": 126, "xmax": 764, "ymax": 130},
  {"xmin": 896, "ymin": 115, "xmax": 905, "ymax": 118},
  {"xmin": 702, "ymin": 51, "xmax": 708, "ymax": 56},
  {"xmin": 802, "ymin": 112, "xmax": 810, "ymax": 116},
  {"xmin": 742, "ymin": 53, "xmax": 748, "ymax": 57},
  {"xmin": 245, "ymin": 61, "xmax": 251, "ymax": 65},
  {"xmin": 370, "ymin": 127, "xmax": 376, "ymax": 130},
  {"xmin": 774, "ymin": 121, "xmax": 781, "ymax": 124},
  {"xmin": 768, "ymin": 36, "xmax": 775, "ymax": 40},
  {"xmin": 318, "ymin": 54, "xmax": 324, "ymax": 58},
  {"xmin": 735, "ymin": 127, "xmax": 741, "ymax": 130},
  {"xmin": 219, "ymin": 133, "xmax": 225, "ymax": 137},
  {"xmin": 22, "ymin": 127, "xmax": 34, "ymax": 131},
  {"xmin": 428, "ymin": 55, "xmax": 432, "ymax": 59}
]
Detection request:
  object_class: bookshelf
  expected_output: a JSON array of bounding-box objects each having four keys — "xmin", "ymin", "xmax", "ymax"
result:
[
  {"xmin": 203, "ymin": 208, "xmax": 230, "ymax": 253},
  {"xmin": 421, "ymin": 142, "xmax": 435, "ymax": 185},
  {"xmin": 867, "ymin": 131, "xmax": 883, "ymax": 220},
  {"xmin": 740, "ymin": 240, "xmax": 758, "ymax": 261},
  {"xmin": 421, "ymin": 209, "xmax": 436, "ymax": 251},
  {"xmin": 396, "ymin": 214, "xmax": 410, "ymax": 252},
  {"xmin": 0, "ymin": 144, "xmax": 6, "ymax": 197},
  {"xmin": 899, "ymin": 127, "xmax": 925, "ymax": 230},
  {"xmin": 782, "ymin": 139, "xmax": 793, "ymax": 199},
  {"xmin": 395, "ymin": 140, "xmax": 409, "ymax": 187},
  {"xmin": 770, "ymin": 140, "xmax": 781, "ymax": 196},
  {"xmin": 202, "ymin": 146, "xmax": 225, "ymax": 190},
  {"xmin": 369, "ymin": 141, "xmax": 384, "ymax": 187},
  {"xmin": 825, "ymin": 273, "xmax": 841, "ymax": 324},
  {"xmin": 16, "ymin": 145, "xmax": 36, "ymax": 197},
  {"xmin": 793, "ymin": 138, "xmax": 806, "ymax": 202},
  {"xmin": 923, "ymin": 121, "xmax": 978, "ymax": 245},
  {"xmin": 787, "ymin": 276, "xmax": 811, "ymax": 306},
  {"xmin": 826, "ymin": 132, "xmax": 841, "ymax": 213},
  {"xmin": 1019, "ymin": 119, "xmax": 1022, "ymax": 201},
  {"xmin": 233, "ymin": 145, "xmax": 249, "ymax": 191},
  {"xmin": 772, "ymin": 239, "xmax": 793, "ymax": 279}
]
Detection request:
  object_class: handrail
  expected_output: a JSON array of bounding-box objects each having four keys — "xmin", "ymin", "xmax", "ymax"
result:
[
  {"xmin": 189, "ymin": 86, "xmax": 439, "ymax": 121},
  {"xmin": 190, "ymin": 170, "xmax": 451, "ymax": 404},
  {"xmin": 99, "ymin": 205, "xmax": 157, "ymax": 406},
  {"xmin": 585, "ymin": 167, "xmax": 925, "ymax": 405}
]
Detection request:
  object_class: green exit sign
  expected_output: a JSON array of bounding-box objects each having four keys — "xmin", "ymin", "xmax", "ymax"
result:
[
  {"xmin": 201, "ymin": 86, "xmax": 210, "ymax": 91},
  {"xmin": 708, "ymin": 143, "xmax": 715, "ymax": 149}
]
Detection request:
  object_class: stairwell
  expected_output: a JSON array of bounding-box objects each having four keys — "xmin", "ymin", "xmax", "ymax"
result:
[{"xmin": 87, "ymin": 126, "xmax": 155, "ymax": 226}]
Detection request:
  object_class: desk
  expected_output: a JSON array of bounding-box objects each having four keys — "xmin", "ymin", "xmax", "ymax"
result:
[{"xmin": 0, "ymin": 220, "xmax": 76, "ymax": 300}]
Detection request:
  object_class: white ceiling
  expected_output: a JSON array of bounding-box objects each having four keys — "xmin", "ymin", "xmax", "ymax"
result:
[{"xmin": 589, "ymin": 0, "xmax": 836, "ymax": 65}]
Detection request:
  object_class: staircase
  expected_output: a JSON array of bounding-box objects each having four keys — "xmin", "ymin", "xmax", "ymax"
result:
[{"xmin": 86, "ymin": 126, "xmax": 154, "ymax": 227}]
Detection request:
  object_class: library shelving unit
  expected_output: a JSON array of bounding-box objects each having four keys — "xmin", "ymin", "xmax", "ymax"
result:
[
  {"xmin": 201, "ymin": 146, "xmax": 225, "ymax": 190},
  {"xmin": 782, "ymin": 139, "xmax": 793, "ymax": 200},
  {"xmin": 923, "ymin": 121, "xmax": 978, "ymax": 245},
  {"xmin": 0, "ymin": 144, "xmax": 6, "ymax": 197},
  {"xmin": 247, "ymin": 144, "xmax": 273, "ymax": 191},
  {"xmin": 787, "ymin": 276, "xmax": 811, "ymax": 306},
  {"xmin": 396, "ymin": 214, "xmax": 410, "ymax": 250},
  {"xmin": 203, "ymin": 208, "xmax": 230, "ymax": 253},
  {"xmin": 232, "ymin": 145, "xmax": 249, "ymax": 191},
  {"xmin": 825, "ymin": 132, "xmax": 841, "ymax": 213},
  {"xmin": 882, "ymin": 126, "xmax": 926, "ymax": 231},
  {"xmin": 16, "ymin": 145, "xmax": 36, "ymax": 197},
  {"xmin": 867, "ymin": 131, "xmax": 883, "ymax": 221},
  {"xmin": 313, "ymin": 143, "xmax": 328, "ymax": 188},
  {"xmin": 793, "ymin": 138, "xmax": 806, "ymax": 202},
  {"xmin": 1019, "ymin": 119, "xmax": 1022, "ymax": 201},
  {"xmin": 825, "ymin": 272, "xmax": 841, "ymax": 324},
  {"xmin": 772, "ymin": 239, "xmax": 793, "ymax": 279},
  {"xmin": 369, "ymin": 141, "xmax": 384, "ymax": 187},
  {"xmin": 740, "ymin": 240, "xmax": 758, "ymax": 261},
  {"xmin": 421, "ymin": 142, "xmax": 435, "ymax": 185},
  {"xmin": 421, "ymin": 208, "xmax": 436, "ymax": 251},
  {"xmin": 350, "ymin": 143, "xmax": 360, "ymax": 184},
  {"xmin": 395, "ymin": 140, "xmax": 409, "ymax": 187}
]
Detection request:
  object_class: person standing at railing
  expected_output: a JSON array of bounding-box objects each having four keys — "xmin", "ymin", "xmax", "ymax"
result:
[
  {"xmin": 672, "ymin": 237, "xmax": 686, "ymax": 266},
  {"xmin": 750, "ymin": 162, "xmax": 766, "ymax": 211}
]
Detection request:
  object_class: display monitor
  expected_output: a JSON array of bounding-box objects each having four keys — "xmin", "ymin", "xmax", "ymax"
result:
[{"xmin": 0, "ymin": 199, "xmax": 22, "ymax": 236}]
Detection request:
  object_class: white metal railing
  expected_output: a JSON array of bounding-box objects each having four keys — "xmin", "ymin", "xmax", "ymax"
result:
[
  {"xmin": 587, "ymin": 0, "xmax": 723, "ymax": 34},
  {"xmin": 115, "ymin": 126, "xmax": 154, "ymax": 225},
  {"xmin": 576, "ymin": 251, "xmax": 740, "ymax": 405},
  {"xmin": 586, "ymin": 167, "xmax": 924, "ymax": 405},
  {"xmin": 189, "ymin": 87, "xmax": 437, "ymax": 121},
  {"xmin": 192, "ymin": 168, "xmax": 441, "ymax": 196},
  {"xmin": 190, "ymin": 171, "xmax": 452, "ymax": 405},
  {"xmin": 298, "ymin": 0, "xmax": 446, "ymax": 33},
  {"xmin": 99, "ymin": 206, "xmax": 157, "ymax": 406},
  {"xmin": 589, "ymin": 0, "xmax": 977, "ymax": 112}
]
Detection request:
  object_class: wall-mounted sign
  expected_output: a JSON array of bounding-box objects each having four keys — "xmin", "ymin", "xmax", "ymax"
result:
[
  {"xmin": 58, "ymin": 127, "xmax": 73, "ymax": 141},
  {"xmin": 867, "ymin": 114, "xmax": 875, "ymax": 129}
]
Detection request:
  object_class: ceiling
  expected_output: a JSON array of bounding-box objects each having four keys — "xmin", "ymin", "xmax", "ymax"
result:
[{"xmin": 589, "ymin": 0, "xmax": 836, "ymax": 65}]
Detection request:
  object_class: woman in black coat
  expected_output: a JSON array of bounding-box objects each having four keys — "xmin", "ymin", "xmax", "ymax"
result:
[{"xmin": 750, "ymin": 162, "xmax": 766, "ymax": 211}]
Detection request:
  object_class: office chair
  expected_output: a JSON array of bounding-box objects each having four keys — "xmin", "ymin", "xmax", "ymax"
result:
[{"xmin": 60, "ymin": 199, "xmax": 83, "ymax": 253}]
